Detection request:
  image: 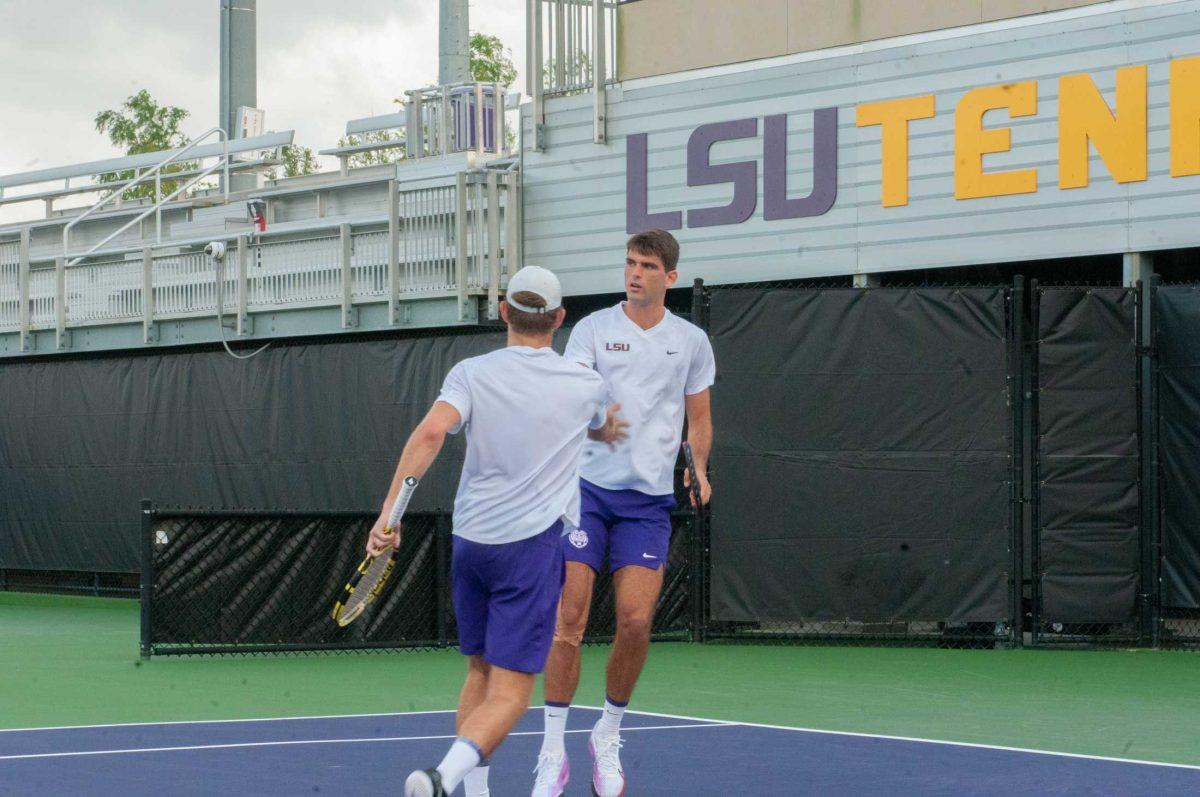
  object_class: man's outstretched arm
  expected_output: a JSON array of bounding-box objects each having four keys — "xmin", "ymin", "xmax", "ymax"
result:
[{"xmin": 367, "ymin": 401, "xmax": 461, "ymax": 554}]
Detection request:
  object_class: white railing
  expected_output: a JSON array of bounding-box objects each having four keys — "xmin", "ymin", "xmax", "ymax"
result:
[
  {"xmin": 401, "ymin": 184, "xmax": 459, "ymax": 293},
  {"xmin": 537, "ymin": 0, "xmax": 617, "ymax": 97},
  {"xmin": 0, "ymin": 242, "xmax": 18, "ymax": 328},
  {"xmin": 403, "ymin": 83, "xmax": 509, "ymax": 161},
  {"xmin": 0, "ymin": 170, "xmax": 520, "ymax": 343},
  {"xmin": 351, "ymin": 230, "xmax": 390, "ymax": 301},
  {"xmin": 152, "ymin": 252, "xmax": 216, "ymax": 318},
  {"xmin": 249, "ymin": 235, "xmax": 342, "ymax": 310},
  {"xmin": 28, "ymin": 268, "xmax": 55, "ymax": 328},
  {"xmin": 65, "ymin": 256, "xmax": 142, "ymax": 324}
]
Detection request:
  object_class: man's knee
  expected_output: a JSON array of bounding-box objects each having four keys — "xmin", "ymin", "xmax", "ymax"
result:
[
  {"xmin": 553, "ymin": 591, "xmax": 590, "ymax": 647},
  {"xmin": 615, "ymin": 607, "xmax": 653, "ymax": 640},
  {"xmin": 467, "ymin": 655, "xmax": 491, "ymax": 677}
]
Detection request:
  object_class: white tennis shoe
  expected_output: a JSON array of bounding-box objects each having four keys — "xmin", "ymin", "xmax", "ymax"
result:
[
  {"xmin": 588, "ymin": 722, "xmax": 625, "ymax": 797},
  {"xmin": 531, "ymin": 748, "xmax": 570, "ymax": 796}
]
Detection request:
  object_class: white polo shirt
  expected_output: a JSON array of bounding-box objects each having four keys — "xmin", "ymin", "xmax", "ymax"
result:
[
  {"xmin": 437, "ymin": 346, "xmax": 609, "ymax": 544},
  {"xmin": 565, "ymin": 303, "xmax": 716, "ymax": 496}
]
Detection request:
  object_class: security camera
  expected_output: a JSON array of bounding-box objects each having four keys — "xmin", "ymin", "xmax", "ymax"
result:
[{"xmin": 204, "ymin": 241, "xmax": 227, "ymax": 260}]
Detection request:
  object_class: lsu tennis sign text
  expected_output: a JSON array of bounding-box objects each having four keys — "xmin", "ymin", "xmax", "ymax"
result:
[{"xmin": 626, "ymin": 57, "xmax": 1200, "ymax": 234}]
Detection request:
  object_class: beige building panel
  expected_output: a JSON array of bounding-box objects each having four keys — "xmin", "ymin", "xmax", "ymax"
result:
[
  {"xmin": 618, "ymin": 0, "xmax": 789, "ymax": 81},
  {"xmin": 621, "ymin": 0, "xmax": 1110, "ymax": 80},
  {"xmin": 981, "ymin": 0, "xmax": 1106, "ymax": 21}
]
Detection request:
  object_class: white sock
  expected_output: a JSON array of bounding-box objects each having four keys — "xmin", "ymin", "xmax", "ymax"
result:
[
  {"xmin": 541, "ymin": 703, "xmax": 570, "ymax": 754},
  {"xmin": 596, "ymin": 697, "xmax": 626, "ymax": 737},
  {"xmin": 436, "ymin": 737, "xmax": 482, "ymax": 793},
  {"xmin": 463, "ymin": 764, "xmax": 490, "ymax": 797}
]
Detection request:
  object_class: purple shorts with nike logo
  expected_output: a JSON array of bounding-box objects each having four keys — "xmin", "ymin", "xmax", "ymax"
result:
[
  {"xmin": 452, "ymin": 521, "xmax": 565, "ymax": 674},
  {"xmin": 564, "ymin": 479, "xmax": 676, "ymax": 573}
]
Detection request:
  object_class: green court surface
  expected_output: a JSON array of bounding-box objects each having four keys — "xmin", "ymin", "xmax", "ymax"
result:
[{"xmin": 2, "ymin": 591, "xmax": 1198, "ymax": 766}]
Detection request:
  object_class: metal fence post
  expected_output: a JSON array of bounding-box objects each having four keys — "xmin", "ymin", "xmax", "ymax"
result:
[
  {"xmin": 54, "ymin": 256, "xmax": 68, "ymax": 349},
  {"xmin": 1009, "ymin": 276, "xmax": 1025, "ymax": 648},
  {"xmin": 1149, "ymin": 275, "xmax": 1163, "ymax": 647},
  {"xmin": 486, "ymin": 171, "xmax": 501, "ymax": 320},
  {"xmin": 388, "ymin": 180, "xmax": 400, "ymax": 324},
  {"xmin": 1136, "ymin": 279, "xmax": 1159, "ymax": 646},
  {"xmin": 592, "ymin": 0, "xmax": 607, "ymax": 144},
  {"xmin": 236, "ymin": 235, "xmax": 249, "ymax": 335},
  {"xmin": 1028, "ymin": 279, "xmax": 1042, "ymax": 645},
  {"xmin": 140, "ymin": 499, "xmax": 154, "ymax": 659},
  {"xmin": 690, "ymin": 278, "xmax": 710, "ymax": 643},
  {"xmin": 18, "ymin": 228, "xmax": 30, "ymax": 352},
  {"xmin": 339, "ymin": 223, "xmax": 354, "ymax": 328},
  {"xmin": 142, "ymin": 248, "xmax": 155, "ymax": 344},
  {"xmin": 455, "ymin": 172, "xmax": 470, "ymax": 321}
]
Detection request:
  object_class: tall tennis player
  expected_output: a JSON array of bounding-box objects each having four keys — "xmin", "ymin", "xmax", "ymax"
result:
[{"xmin": 532, "ymin": 229, "xmax": 715, "ymax": 796}]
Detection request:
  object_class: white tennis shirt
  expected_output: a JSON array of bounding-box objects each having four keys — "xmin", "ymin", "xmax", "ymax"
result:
[
  {"xmin": 565, "ymin": 303, "xmax": 716, "ymax": 496},
  {"xmin": 437, "ymin": 345, "xmax": 609, "ymax": 544}
]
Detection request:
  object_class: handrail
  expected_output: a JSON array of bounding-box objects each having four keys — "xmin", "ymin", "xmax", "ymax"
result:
[
  {"xmin": 64, "ymin": 158, "xmax": 230, "ymax": 268},
  {"xmin": 64, "ymin": 128, "xmax": 230, "ymax": 262}
]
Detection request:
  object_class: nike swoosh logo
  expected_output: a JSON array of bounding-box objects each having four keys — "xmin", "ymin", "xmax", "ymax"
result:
[
  {"xmin": 666, "ymin": 351, "xmax": 679, "ymax": 355},
  {"xmin": 642, "ymin": 553, "xmax": 657, "ymax": 559}
]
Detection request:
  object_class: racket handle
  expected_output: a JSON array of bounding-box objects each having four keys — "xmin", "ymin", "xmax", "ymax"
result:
[{"xmin": 384, "ymin": 475, "xmax": 419, "ymax": 530}]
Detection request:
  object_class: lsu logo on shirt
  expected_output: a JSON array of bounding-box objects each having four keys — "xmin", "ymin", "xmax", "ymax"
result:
[{"xmin": 605, "ymin": 342, "xmax": 630, "ymax": 352}]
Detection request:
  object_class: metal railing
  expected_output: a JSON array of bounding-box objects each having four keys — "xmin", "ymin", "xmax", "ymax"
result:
[
  {"xmin": 0, "ymin": 170, "xmax": 520, "ymax": 349},
  {"xmin": 539, "ymin": 0, "xmax": 617, "ymax": 96},
  {"xmin": 403, "ymin": 83, "xmax": 509, "ymax": 161},
  {"xmin": 63, "ymin": 128, "xmax": 231, "ymax": 267},
  {"xmin": 528, "ymin": 0, "xmax": 618, "ymax": 147}
]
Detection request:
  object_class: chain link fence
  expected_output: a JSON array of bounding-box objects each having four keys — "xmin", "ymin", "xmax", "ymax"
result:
[{"xmin": 141, "ymin": 505, "xmax": 699, "ymax": 656}]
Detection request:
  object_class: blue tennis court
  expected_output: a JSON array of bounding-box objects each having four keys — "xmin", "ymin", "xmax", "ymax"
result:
[{"xmin": 3, "ymin": 706, "xmax": 1198, "ymax": 796}]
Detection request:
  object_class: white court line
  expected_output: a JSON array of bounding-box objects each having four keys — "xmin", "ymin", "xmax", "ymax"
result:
[
  {"xmin": 0, "ymin": 709, "xmax": 460, "ymax": 734},
  {"xmin": 0, "ymin": 723, "xmax": 731, "ymax": 762},
  {"xmin": 8, "ymin": 706, "xmax": 1198, "ymax": 773},
  {"xmin": 576, "ymin": 706, "xmax": 1200, "ymax": 773}
]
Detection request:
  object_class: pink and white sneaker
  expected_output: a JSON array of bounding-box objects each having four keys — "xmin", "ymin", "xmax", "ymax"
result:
[
  {"xmin": 588, "ymin": 722, "xmax": 625, "ymax": 797},
  {"xmin": 531, "ymin": 749, "xmax": 569, "ymax": 797}
]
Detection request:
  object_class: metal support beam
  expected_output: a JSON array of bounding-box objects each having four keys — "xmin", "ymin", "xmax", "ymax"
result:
[
  {"xmin": 529, "ymin": 0, "xmax": 546, "ymax": 151},
  {"xmin": 593, "ymin": 0, "xmax": 607, "ymax": 144},
  {"xmin": 455, "ymin": 172, "xmax": 470, "ymax": 320},
  {"xmin": 504, "ymin": 173, "xmax": 520, "ymax": 281},
  {"xmin": 1123, "ymin": 251, "xmax": 1153, "ymax": 287},
  {"xmin": 339, "ymin": 223, "xmax": 355, "ymax": 328},
  {"xmin": 439, "ymin": 0, "xmax": 471, "ymax": 86},
  {"xmin": 54, "ymin": 256, "xmax": 69, "ymax": 349},
  {"xmin": 18, "ymin": 228, "xmax": 31, "ymax": 351},
  {"xmin": 853, "ymin": 272, "xmax": 880, "ymax": 288},
  {"xmin": 487, "ymin": 171, "xmax": 501, "ymax": 320},
  {"xmin": 142, "ymin": 248, "xmax": 155, "ymax": 344},
  {"xmin": 236, "ymin": 235, "xmax": 250, "ymax": 336},
  {"xmin": 388, "ymin": 180, "xmax": 401, "ymax": 324},
  {"xmin": 220, "ymin": 0, "xmax": 258, "ymax": 192}
]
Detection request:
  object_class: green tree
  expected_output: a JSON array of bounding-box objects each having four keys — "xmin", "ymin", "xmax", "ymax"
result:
[
  {"xmin": 266, "ymin": 144, "xmax": 319, "ymax": 181},
  {"xmin": 335, "ymin": 130, "xmax": 406, "ymax": 169},
  {"xmin": 94, "ymin": 90, "xmax": 196, "ymax": 200},
  {"xmin": 470, "ymin": 33, "xmax": 518, "ymax": 86}
]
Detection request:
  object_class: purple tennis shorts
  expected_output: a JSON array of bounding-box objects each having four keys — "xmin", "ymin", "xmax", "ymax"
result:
[
  {"xmin": 451, "ymin": 520, "xmax": 566, "ymax": 674},
  {"xmin": 564, "ymin": 479, "xmax": 676, "ymax": 573}
]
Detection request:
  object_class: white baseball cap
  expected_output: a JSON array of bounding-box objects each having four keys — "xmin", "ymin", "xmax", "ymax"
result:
[{"xmin": 506, "ymin": 266, "xmax": 563, "ymax": 313}]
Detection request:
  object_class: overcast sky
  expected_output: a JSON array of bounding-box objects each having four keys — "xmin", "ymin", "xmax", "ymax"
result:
[{"xmin": 0, "ymin": 0, "xmax": 526, "ymax": 219}]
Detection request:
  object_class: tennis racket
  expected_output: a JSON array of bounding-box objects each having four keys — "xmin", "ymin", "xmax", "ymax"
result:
[
  {"xmin": 682, "ymin": 442, "xmax": 704, "ymax": 510},
  {"xmin": 332, "ymin": 475, "xmax": 419, "ymax": 627}
]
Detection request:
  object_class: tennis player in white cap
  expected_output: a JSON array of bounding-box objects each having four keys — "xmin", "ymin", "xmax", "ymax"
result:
[{"xmin": 391, "ymin": 266, "xmax": 627, "ymax": 797}]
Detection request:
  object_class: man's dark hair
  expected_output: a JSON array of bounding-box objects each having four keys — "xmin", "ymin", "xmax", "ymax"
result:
[
  {"xmin": 626, "ymin": 229, "xmax": 680, "ymax": 272},
  {"xmin": 505, "ymin": 291, "xmax": 558, "ymax": 335}
]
